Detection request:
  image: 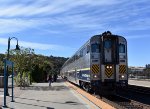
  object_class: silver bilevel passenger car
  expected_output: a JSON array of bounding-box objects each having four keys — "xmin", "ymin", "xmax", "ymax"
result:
[{"xmin": 60, "ymin": 31, "xmax": 128, "ymax": 94}]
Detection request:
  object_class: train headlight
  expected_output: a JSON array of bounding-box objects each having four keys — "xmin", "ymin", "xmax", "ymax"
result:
[
  {"xmin": 121, "ymin": 75, "xmax": 125, "ymax": 78},
  {"xmin": 106, "ymin": 66, "xmax": 112, "ymax": 69},
  {"xmin": 94, "ymin": 75, "xmax": 97, "ymax": 78}
]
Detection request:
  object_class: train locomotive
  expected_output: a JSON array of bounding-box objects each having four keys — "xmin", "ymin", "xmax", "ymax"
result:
[{"xmin": 60, "ymin": 31, "xmax": 128, "ymax": 94}]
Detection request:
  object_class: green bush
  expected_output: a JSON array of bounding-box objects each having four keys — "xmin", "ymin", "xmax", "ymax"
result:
[{"xmin": 14, "ymin": 72, "xmax": 31, "ymax": 87}]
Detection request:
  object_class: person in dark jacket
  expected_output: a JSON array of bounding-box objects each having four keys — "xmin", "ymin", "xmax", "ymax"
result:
[{"xmin": 47, "ymin": 74, "xmax": 52, "ymax": 86}]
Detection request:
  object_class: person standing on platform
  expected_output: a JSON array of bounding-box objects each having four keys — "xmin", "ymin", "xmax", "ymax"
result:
[{"xmin": 47, "ymin": 74, "xmax": 52, "ymax": 86}]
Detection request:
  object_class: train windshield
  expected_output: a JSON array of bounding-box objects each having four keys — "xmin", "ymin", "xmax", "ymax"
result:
[
  {"xmin": 119, "ymin": 44, "xmax": 125, "ymax": 53},
  {"xmin": 91, "ymin": 43, "xmax": 100, "ymax": 53},
  {"xmin": 104, "ymin": 40, "xmax": 112, "ymax": 49}
]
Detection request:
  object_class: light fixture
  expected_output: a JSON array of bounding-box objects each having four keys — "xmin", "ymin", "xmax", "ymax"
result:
[
  {"xmin": 94, "ymin": 75, "xmax": 97, "ymax": 78},
  {"xmin": 121, "ymin": 75, "xmax": 125, "ymax": 78}
]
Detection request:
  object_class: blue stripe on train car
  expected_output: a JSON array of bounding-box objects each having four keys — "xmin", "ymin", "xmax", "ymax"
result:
[{"xmin": 77, "ymin": 70, "xmax": 90, "ymax": 82}]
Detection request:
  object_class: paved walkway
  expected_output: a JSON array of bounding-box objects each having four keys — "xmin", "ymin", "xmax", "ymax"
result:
[
  {"xmin": 0, "ymin": 78, "xmax": 99, "ymax": 109},
  {"xmin": 0, "ymin": 84, "xmax": 25, "ymax": 108},
  {"xmin": 128, "ymin": 79, "xmax": 150, "ymax": 87}
]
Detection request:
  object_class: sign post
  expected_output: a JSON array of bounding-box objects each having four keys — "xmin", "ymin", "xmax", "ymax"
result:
[{"xmin": 3, "ymin": 59, "xmax": 14, "ymax": 108}]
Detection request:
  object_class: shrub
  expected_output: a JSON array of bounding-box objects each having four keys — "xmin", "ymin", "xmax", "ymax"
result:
[{"xmin": 14, "ymin": 71, "xmax": 31, "ymax": 87}]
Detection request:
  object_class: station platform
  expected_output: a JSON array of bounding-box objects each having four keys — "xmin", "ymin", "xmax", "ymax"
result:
[
  {"xmin": 0, "ymin": 77, "xmax": 102, "ymax": 109},
  {"xmin": 128, "ymin": 79, "xmax": 150, "ymax": 88}
]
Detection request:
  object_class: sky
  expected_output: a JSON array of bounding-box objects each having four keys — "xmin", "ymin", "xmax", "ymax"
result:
[{"xmin": 0, "ymin": 0, "xmax": 150, "ymax": 67}]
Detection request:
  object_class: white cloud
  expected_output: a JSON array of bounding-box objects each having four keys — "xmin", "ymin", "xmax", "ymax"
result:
[
  {"xmin": 0, "ymin": 18, "xmax": 62, "ymax": 33},
  {"xmin": 0, "ymin": 37, "xmax": 70, "ymax": 51},
  {"xmin": 125, "ymin": 35, "xmax": 150, "ymax": 39},
  {"xmin": 0, "ymin": 0, "xmax": 149, "ymax": 35},
  {"xmin": 0, "ymin": 0, "xmax": 120, "ymax": 17},
  {"xmin": 0, "ymin": 37, "xmax": 7, "ymax": 45},
  {"xmin": 19, "ymin": 41, "xmax": 66, "ymax": 51},
  {"xmin": 128, "ymin": 18, "xmax": 150, "ymax": 30},
  {"xmin": 0, "ymin": 18, "xmax": 41, "ymax": 33}
]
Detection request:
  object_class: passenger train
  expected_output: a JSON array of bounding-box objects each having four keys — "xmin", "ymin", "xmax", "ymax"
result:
[{"xmin": 60, "ymin": 31, "xmax": 128, "ymax": 94}]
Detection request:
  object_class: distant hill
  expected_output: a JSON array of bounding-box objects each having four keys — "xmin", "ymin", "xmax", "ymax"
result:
[{"xmin": 0, "ymin": 53, "xmax": 68, "ymax": 81}]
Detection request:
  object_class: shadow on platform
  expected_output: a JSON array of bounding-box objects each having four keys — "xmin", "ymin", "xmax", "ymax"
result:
[
  {"xmin": 20, "ymin": 78, "xmax": 69, "ymax": 91},
  {"xmin": 47, "ymin": 107, "xmax": 55, "ymax": 109},
  {"xmin": 15, "ymin": 96, "xmax": 85, "ymax": 106},
  {"xmin": 23, "ymin": 85, "xmax": 70, "ymax": 91},
  {"xmin": 14, "ymin": 101, "xmax": 55, "ymax": 109}
]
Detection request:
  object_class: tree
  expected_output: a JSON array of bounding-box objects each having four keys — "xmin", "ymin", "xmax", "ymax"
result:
[
  {"xmin": 9, "ymin": 47, "xmax": 34, "ymax": 87},
  {"xmin": 1, "ymin": 49, "xmax": 68, "ymax": 84},
  {"xmin": 0, "ymin": 54, "xmax": 5, "ymax": 75},
  {"xmin": 144, "ymin": 68, "xmax": 150, "ymax": 79}
]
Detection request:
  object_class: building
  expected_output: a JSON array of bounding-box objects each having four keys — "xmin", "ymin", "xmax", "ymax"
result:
[
  {"xmin": 146, "ymin": 64, "xmax": 150, "ymax": 69},
  {"xmin": 128, "ymin": 66, "xmax": 145, "ymax": 73}
]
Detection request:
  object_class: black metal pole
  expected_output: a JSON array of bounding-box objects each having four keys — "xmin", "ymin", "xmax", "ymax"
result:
[
  {"xmin": 11, "ymin": 63, "xmax": 14, "ymax": 102},
  {"xmin": 6, "ymin": 37, "xmax": 10, "ymax": 96},
  {"xmin": 3, "ymin": 60, "xmax": 7, "ymax": 107}
]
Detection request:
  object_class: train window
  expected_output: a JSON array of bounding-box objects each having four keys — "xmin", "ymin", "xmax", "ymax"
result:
[
  {"xmin": 104, "ymin": 40, "xmax": 112, "ymax": 49},
  {"xmin": 119, "ymin": 44, "xmax": 125, "ymax": 53},
  {"xmin": 91, "ymin": 43, "xmax": 100, "ymax": 53},
  {"xmin": 77, "ymin": 52, "xmax": 80, "ymax": 59},
  {"xmin": 83, "ymin": 47, "xmax": 86, "ymax": 56},
  {"xmin": 80, "ymin": 49, "xmax": 83, "ymax": 57},
  {"xmin": 74, "ymin": 55, "xmax": 77, "ymax": 60},
  {"xmin": 87, "ymin": 45, "xmax": 90, "ymax": 53},
  {"xmin": 72, "ymin": 56, "xmax": 75, "ymax": 62}
]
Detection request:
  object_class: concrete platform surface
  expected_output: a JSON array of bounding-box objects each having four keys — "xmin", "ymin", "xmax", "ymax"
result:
[
  {"xmin": 1, "ymin": 78, "xmax": 100, "ymax": 109},
  {"xmin": 128, "ymin": 79, "xmax": 150, "ymax": 87}
]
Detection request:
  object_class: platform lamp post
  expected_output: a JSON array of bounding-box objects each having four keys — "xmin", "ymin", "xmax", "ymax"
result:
[{"xmin": 6, "ymin": 37, "xmax": 20, "ymax": 96}]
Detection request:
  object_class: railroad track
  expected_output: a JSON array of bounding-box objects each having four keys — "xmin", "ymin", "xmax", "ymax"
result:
[
  {"xmin": 68, "ymin": 81, "xmax": 150, "ymax": 109},
  {"xmin": 100, "ymin": 94, "xmax": 150, "ymax": 109},
  {"xmin": 92, "ymin": 92, "xmax": 150, "ymax": 109},
  {"xmin": 127, "ymin": 85, "xmax": 150, "ymax": 95},
  {"xmin": 116, "ymin": 85, "xmax": 150, "ymax": 105},
  {"xmin": 94, "ymin": 85, "xmax": 150, "ymax": 109}
]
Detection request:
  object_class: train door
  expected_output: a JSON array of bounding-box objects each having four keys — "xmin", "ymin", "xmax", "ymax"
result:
[
  {"xmin": 117, "ymin": 37, "xmax": 128, "ymax": 86},
  {"xmin": 75, "ymin": 68, "xmax": 77, "ymax": 83},
  {"xmin": 90, "ymin": 36, "xmax": 101, "ymax": 81},
  {"xmin": 101, "ymin": 33, "xmax": 119, "ymax": 82}
]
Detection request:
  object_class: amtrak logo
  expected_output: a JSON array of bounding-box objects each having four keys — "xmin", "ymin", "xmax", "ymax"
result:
[{"xmin": 82, "ymin": 74, "xmax": 90, "ymax": 78}]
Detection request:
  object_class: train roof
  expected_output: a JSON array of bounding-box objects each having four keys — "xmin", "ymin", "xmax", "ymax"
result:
[{"xmin": 61, "ymin": 31, "xmax": 127, "ymax": 68}]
